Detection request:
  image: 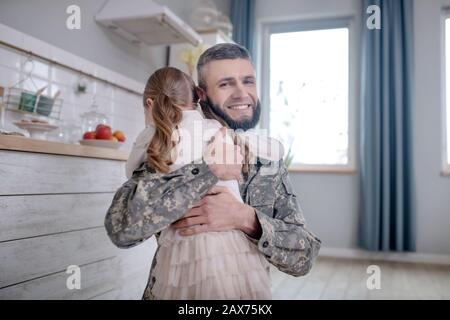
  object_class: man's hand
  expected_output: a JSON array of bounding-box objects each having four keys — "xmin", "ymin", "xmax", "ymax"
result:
[
  {"xmin": 171, "ymin": 186, "xmax": 262, "ymax": 239},
  {"xmin": 204, "ymin": 127, "xmax": 243, "ymax": 181}
]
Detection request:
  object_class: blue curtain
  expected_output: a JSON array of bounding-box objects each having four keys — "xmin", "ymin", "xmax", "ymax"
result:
[
  {"xmin": 358, "ymin": 0, "xmax": 416, "ymax": 251},
  {"xmin": 230, "ymin": 0, "xmax": 255, "ymax": 59}
]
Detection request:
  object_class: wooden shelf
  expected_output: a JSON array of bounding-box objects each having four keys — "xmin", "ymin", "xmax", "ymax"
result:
[{"xmin": 0, "ymin": 135, "xmax": 129, "ymax": 161}]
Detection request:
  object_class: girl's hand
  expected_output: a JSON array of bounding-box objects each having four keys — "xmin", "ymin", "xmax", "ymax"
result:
[{"xmin": 204, "ymin": 127, "xmax": 243, "ymax": 181}]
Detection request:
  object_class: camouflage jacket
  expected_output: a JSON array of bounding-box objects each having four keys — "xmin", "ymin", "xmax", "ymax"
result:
[{"xmin": 104, "ymin": 158, "xmax": 321, "ymax": 299}]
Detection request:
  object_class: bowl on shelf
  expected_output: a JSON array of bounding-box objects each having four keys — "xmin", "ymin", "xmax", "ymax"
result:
[{"xmin": 79, "ymin": 139, "xmax": 124, "ymax": 149}]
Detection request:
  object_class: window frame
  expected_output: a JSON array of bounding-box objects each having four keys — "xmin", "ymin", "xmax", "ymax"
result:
[
  {"xmin": 259, "ymin": 17, "xmax": 357, "ymax": 173},
  {"xmin": 442, "ymin": 10, "xmax": 450, "ymax": 176}
]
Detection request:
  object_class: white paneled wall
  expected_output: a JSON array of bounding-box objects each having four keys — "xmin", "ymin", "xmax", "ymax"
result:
[{"xmin": 0, "ymin": 43, "xmax": 146, "ymax": 151}]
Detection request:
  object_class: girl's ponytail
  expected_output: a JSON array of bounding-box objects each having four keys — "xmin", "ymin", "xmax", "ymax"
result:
[
  {"xmin": 142, "ymin": 67, "xmax": 194, "ymax": 173},
  {"xmin": 147, "ymin": 93, "xmax": 182, "ymax": 173}
]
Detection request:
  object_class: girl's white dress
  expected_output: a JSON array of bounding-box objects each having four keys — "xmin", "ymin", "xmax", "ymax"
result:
[{"xmin": 127, "ymin": 109, "xmax": 281, "ymax": 300}]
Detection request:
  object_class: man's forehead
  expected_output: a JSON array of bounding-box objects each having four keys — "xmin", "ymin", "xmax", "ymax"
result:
[{"xmin": 202, "ymin": 58, "xmax": 256, "ymax": 81}]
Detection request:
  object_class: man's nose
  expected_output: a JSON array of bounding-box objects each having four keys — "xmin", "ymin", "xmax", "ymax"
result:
[{"xmin": 231, "ymin": 82, "xmax": 250, "ymax": 100}]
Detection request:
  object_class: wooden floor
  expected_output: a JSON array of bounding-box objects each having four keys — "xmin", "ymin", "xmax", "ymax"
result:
[{"xmin": 270, "ymin": 256, "xmax": 450, "ymax": 299}]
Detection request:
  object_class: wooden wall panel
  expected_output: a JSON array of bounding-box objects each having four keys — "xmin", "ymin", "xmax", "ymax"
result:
[
  {"xmin": 0, "ymin": 149, "xmax": 157, "ymax": 299},
  {"xmin": 0, "ymin": 150, "xmax": 126, "ymax": 195},
  {"xmin": 0, "ymin": 193, "xmax": 113, "ymax": 241}
]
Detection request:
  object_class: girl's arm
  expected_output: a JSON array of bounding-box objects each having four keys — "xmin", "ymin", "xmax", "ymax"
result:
[{"xmin": 104, "ymin": 160, "xmax": 218, "ymax": 248}]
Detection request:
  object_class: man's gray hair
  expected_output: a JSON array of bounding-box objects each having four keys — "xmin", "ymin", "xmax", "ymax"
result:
[{"xmin": 196, "ymin": 43, "xmax": 253, "ymax": 90}]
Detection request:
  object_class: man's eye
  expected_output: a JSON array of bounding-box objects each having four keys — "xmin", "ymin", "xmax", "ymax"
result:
[
  {"xmin": 244, "ymin": 79, "xmax": 255, "ymax": 85},
  {"xmin": 219, "ymin": 83, "xmax": 229, "ymax": 88}
]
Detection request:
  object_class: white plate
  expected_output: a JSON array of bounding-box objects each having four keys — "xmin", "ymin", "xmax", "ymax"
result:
[
  {"xmin": 79, "ymin": 139, "xmax": 124, "ymax": 149},
  {"xmin": 14, "ymin": 121, "xmax": 59, "ymax": 140},
  {"xmin": 14, "ymin": 121, "xmax": 58, "ymax": 131}
]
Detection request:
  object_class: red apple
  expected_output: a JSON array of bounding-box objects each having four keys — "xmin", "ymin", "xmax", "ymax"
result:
[
  {"xmin": 95, "ymin": 124, "xmax": 112, "ymax": 140},
  {"xmin": 83, "ymin": 131, "xmax": 96, "ymax": 139},
  {"xmin": 113, "ymin": 130, "xmax": 126, "ymax": 142}
]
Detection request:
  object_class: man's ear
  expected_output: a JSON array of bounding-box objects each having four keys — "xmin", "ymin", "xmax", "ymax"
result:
[
  {"xmin": 145, "ymin": 98, "xmax": 153, "ymax": 109},
  {"xmin": 144, "ymin": 98, "xmax": 153, "ymax": 126},
  {"xmin": 196, "ymin": 86, "xmax": 207, "ymax": 102}
]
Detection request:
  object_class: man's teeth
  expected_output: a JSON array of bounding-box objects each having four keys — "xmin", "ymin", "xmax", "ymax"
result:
[{"xmin": 228, "ymin": 104, "xmax": 250, "ymax": 110}]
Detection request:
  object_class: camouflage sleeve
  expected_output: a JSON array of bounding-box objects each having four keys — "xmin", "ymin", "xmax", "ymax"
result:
[
  {"xmin": 249, "ymin": 163, "xmax": 321, "ymax": 277},
  {"xmin": 104, "ymin": 160, "xmax": 218, "ymax": 248}
]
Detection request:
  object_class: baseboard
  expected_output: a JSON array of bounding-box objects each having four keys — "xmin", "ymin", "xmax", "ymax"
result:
[{"xmin": 319, "ymin": 247, "xmax": 450, "ymax": 266}]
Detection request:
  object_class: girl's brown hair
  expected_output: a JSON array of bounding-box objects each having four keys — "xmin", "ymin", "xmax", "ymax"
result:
[{"xmin": 143, "ymin": 67, "xmax": 195, "ymax": 173}]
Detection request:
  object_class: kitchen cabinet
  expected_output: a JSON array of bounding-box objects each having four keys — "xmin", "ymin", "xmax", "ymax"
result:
[{"xmin": 0, "ymin": 136, "xmax": 156, "ymax": 299}]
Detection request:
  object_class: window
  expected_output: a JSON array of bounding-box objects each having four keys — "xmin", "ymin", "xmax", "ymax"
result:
[
  {"xmin": 261, "ymin": 19, "xmax": 355, "ymax": 171},
  {"xmin": 445, "ymin": 15, "xmax": 450, "ymax": 173}
]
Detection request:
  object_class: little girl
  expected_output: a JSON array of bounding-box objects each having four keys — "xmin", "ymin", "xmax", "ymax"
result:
[{"xmin": 127, "ymin": 67, "xmax": 279, "ymax": 300}]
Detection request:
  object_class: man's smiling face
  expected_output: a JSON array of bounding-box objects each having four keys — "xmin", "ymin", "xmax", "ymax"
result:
[{"xmin": 198, "ymin": 58, "xmax": 260, "ymax": 130}]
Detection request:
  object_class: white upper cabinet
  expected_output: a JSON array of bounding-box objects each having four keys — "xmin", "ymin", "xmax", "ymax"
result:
[{"xmin": 95, "ymin": 0, "xmax": 203, "ymax": 47}]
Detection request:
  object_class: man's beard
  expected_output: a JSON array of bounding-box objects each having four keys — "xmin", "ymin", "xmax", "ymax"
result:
[{"xmin": 201, "ymin": 96, "xmax": 261, "ymax": 131}]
